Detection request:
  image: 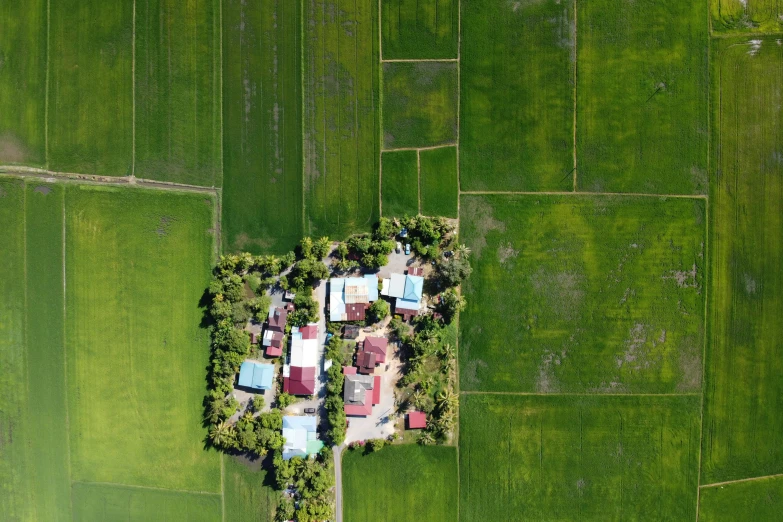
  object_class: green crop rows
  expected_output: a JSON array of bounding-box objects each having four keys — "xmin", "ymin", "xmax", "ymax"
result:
[
  {"xmin": 701, "ymin": 37, "xmax": 783, "ymax": 485},
  {"xmin": 459, "ymin": 194, "xmax": 706, "ymax": 394},
  {"xmin": 381, "ymin": 0, "xmax": 458, "ymax": 59},
  {"xmin": 381, "ymin": 150, "xmax": 420, "ymax": 217},
  {"xmin": 699, "ymin": 476, "xmax": 783, "ymax": 521},
  {"xmin": 710, "ymin": 0, "xmax": 783, "ymax": 33},
  {"xmin": 460, "ymin": 394, "xmax": 701, "ymax": 521},
  {"xmin": 343, "ymin": 445, "xmax": 458, "ymax": 522},
  {"xmin": 420, "ymin": 146, "xmax": 458, "ymax": 218}
]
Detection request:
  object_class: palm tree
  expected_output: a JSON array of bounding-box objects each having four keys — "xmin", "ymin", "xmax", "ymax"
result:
[
  {"xmin": 209, "ymin": 421, "xmax": 232, "ymax": 447},
  {"xmin": 411, "ymin": 390, "xmax": 425, "ymax": 409},
  {"xmin": 440, "ymin": 343, "xmax": 455, "ymax": 360},
  {"xmin": 437, "ymin": 389, "xmax": 458, "ymax": 411},
  {"xmin": 455, "ymin": 244, "xmax": 471, "ymax": 259},
  {"xmin": 204, "ymin": 398, "xmax": 223, "ymax": 424},
  {"xmin": 418, "ymin": 431, "xmax": 435, "ymax": 445}
]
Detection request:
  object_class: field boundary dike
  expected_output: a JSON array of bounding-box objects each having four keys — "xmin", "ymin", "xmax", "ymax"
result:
[
  {"xmin": 460, "ymin": 190, "xmax": 707, "ymax": 199},
  {"xmin": 71, "ymin": 481, "xmax": 222, "ymax": 497},
  {"xmin": 700, "ymin": 473, "xmax": 783, "ymax": 489},
  {"xmin": 461, "ymin": 391, "xmax": 702, "ymax": 397}
]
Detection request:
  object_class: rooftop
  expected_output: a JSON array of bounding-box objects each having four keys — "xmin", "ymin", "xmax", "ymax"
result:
[
  {"xmin": 407, "ymin": 411, "xmax": 427, "ymax": 429},
  {"xmin": 237, "ymin": 361, "xmax": 274, "ymax": 390}
]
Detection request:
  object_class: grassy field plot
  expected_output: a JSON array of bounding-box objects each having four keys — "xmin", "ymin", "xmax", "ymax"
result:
[
  {"xmin": 699, "ymin": 476, "xmax": 783, "ymax": 521},
  {"xmin": 382, "ymin": 150, "xmax": 419, "ymax": 217},
  {"xmin": 702, "ymin": 37, "xmax": 783, "ymax": 485},
  {"xmin": 49, "ymin": 0, "xmax": 133, "ymax": 176},
  {"xmin": 223, "ymin": 457, "xmax": 277, "ymax": 522},
  {"xmin": 0, "ymin": 178, "xmax": 29, "ymax": 519},
  {"xmin": 459, "ymin": 194, "xmax": 706, "ymax": 393},
  {"xmin": 576, "ymin": 0, "xmax": 708, "ymax": 194},
  {"xmin": 65, "ymin": 185, "xmax": 220, "ymax": 491},
  {"xmin": 711, "ymin": 0, "xmax": 783, "ymax": 33},
  {"xmin": 344, "ymin": 445, "xmax": 458, "ymax": 522},
  {"xmin": 0, "ymin": 179, "xmax": 72, "ymax": 521},
  {"xmin": 460, "ymin": 0, "xmax": 574, "ymax": 191},
  {"xmin": 420, "ymin": 145, "xmax": 458, "ymax": 218},
  {"xmin": 71, "ymin": 482, "xmax": 221, "ymax": 522},
  {"xmin": 135, "ymin": 0, "xmax": 221, "ymax": 185},
  {"xmin": 460, "ymin": 394, "xmax": 701, "ymax": 521},
  {"xmin": 383, "ymin": 62, "xmax": 457, "ymax": 149},
  {"xmin": 304, "ymin": 0, "xmax": 380, "ymax": 238},
  {"xmin": 381, "ymin": 0, "xmax": 458, "ymax": 59},
  {"xmin": 0, "ymin": 1, "xmax": 46, "ymax": 166},
  {"xmin": 223, "ymin": 0, "xmax": 303, "ymax": 254}
]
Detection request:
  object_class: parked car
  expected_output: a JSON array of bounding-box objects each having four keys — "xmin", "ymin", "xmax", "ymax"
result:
[
  {"xmin": 405, "ymin": 243, "xmax": 411, "ymax": 255},
  {"xmin": 396, "ymin": 241, "xmax": 402, "ymax": 253},
  {"xmin": 304, "ymin": 407, "xmax": 316, "ymax": 414}
]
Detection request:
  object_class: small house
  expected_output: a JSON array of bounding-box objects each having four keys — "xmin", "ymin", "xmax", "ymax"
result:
[
  {"xmin": 282, "ymin": 416, "xmax": 324, "ymax": 460},
  {"xmin": 237, "ymin": 361, "xmax": 274, "ymax": 391}
]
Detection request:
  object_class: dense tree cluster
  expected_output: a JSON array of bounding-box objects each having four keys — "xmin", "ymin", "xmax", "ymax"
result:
[{"xmin": 273, "ymin": 448, "xmax": 335, "ymax": 522}]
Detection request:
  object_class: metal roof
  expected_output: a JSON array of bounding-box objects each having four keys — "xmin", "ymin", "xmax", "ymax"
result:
[
  {"xmin": 388, "ymin": 273, "xmax": 406, "ymax": 298},
  {"xmin": 403, "ymin": 275, "xmax": 424, "ymax": 302}
]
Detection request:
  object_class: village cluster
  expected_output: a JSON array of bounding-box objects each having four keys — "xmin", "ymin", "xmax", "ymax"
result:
[{"xmin": 234, "ymin": 252, "xmax": 431, "ymax": 461}]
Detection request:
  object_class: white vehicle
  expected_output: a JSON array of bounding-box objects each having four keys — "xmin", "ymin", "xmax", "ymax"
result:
[{"xmin": 396, "ymin": 241, "xmax": 402, "ymax": 253}]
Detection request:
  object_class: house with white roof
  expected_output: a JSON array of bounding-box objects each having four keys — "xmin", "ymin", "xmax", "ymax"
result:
[
  {"xmin": 283, "ymin": 324, "xmax": 319, "ymax": 395},
  {"xmin": 282, "ymin": 416, "xmax": 324, "ymax": 460},
  {"xmin": 329, "ymin": 275, "xmax": 379, "ymax": 321}
]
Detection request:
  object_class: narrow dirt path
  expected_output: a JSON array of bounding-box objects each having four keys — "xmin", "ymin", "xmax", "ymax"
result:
[{"xmin": 333, "ymin": 443, "xmax": 346, "ymax": 522}]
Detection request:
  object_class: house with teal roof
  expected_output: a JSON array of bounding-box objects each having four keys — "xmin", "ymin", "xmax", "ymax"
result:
[
  {"xmin": 238, "ymin": 361, "xmax": 274, "ymax": 390},
  {"xmin": 282, "ymin": 416, "xmax": 324, "ymax": 460}
]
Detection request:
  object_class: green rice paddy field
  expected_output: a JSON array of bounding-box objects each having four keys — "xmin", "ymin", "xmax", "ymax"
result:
[
  {"xmin": 222, "ymin": 0, "xmax": 303, "ymax": 254},
  {"xmin": 460, "ymin": 394, "xmax": 701, "ymax": 521},
  {"xmin": 420, "ymin": 145, "xmax": 458, "ymax": 218},
  {"xmin": 576, "ymin": 0, "xmax": 708, "ymax": 195},
  {"xmin": 381, "ymin": 150, "xmax": 420, "ymax": 217},
  {"xmin": 459, "ymin": 194, "xmax": 706, "ymax": 394},
  {"xmin": 698, "ymin": 475, "xmax": 783, "ymax": 521},
  {"xmin": 223, "ymin": 457, "xmax": 277, "ymax": 522},
  {"xmin": 381, "ymin": 0, "xmax": 458, "ymax": 59},
  {"xmin": 702, "ymin": 37, "xmax": 783, "ymax": 485},
  {"xmin": 0, "ymin": 176, "xmax": 221, "ymax": 519},
  {"xmin": 343, "ymin": 445, "xmax": 458, "ymax": 522},
  {"xmin": 710, "ymin": 0, "xmax": 783, "ymax": 33},
  {"xmin": 303, "ymin": 0, "xmax": 380, "ymax": 239}
]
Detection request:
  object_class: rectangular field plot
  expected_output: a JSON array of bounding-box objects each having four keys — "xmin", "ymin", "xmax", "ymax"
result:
[
  {"xmin": 381, "ymin": 0, "xmax": 458, "ymax": 59},
  {"xmin": 383, "ymin": 62, "xmax": 458, "ymax": 149},
  {"xmin": 711, "ymin": 0, "xmax": 783, "ymax": 33},
  {"xmin": 576, "ymin": 0, "xmax": 708, "ymax": 195},
  {"xmin": 49, "ymin": 0, "xmax": 133, "ymax": 176},
  {"xmin": 344, "ymin": 445, "xmax": 458, "ymax": 522},
  {"xmin": 71, "ymin": 482, "xmax": 221, "ymax": 522},
  {"xmin": 0, "ymin": 1, "xmax": 46, "ymax": 166},
  {"xmin": 460, "ymin": 0, "xmax": 574, "ymax": 191},
  {"xmin": 459, "ymin": 194, "xmax": 706, "ymax": 393},
  {"xmin": 420, "ymin": 145, "xmax": 458, "ymax": 218},
  {"xmin": 702, "ymin": 37, "xmax": 783, "ymax": 485},
  {"xmin": 304, "ymin": 0, "xmax": 380, "ymax": 238},
  {"xmin": 382, "ymin": 150, "xmax": 419, "ymax": 217},
  {"xmin": 65, "ymin": 185, "xmax": 220, "ymax": 491},
  {"xmin": 223, "ymin": 0, "xmax": 303, "ymax": 253},
  {"xmin": 0, "ymin": 178, "xmax": 72, "ymax": 521},
  {"xmin": 223, "ymin": 457, "xmax": 277, "ymax": 522},
  {"xmin": 459, "ymin": 394, "xmax": 701, "ymax": 522},
  {"xmin": 699, "ymin": 476, "xmax": 783, "ymax": 521},
  {"xmin": 135, "ymin": 0, "xmax": 221, "ymax": 185}
]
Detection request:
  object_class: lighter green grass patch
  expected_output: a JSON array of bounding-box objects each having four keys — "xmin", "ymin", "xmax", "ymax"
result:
[
  {"xmin": 48, "ymin": 0, "xmax": 133, "ymax": 176},
  {"xmin": 223, "ymin": 456, "xmax": 277, "ymax": 522},
  {"xmin": 383, "ymin": 62, "xmax": 457, "ymax": 149},
  {"xmin": 65, "ymin": 185, "xmax": 220, "ymax": 491},
  {"xmin": 460, "ymin": 0, "xmax": 574, "ymax": 191},
  {"xmin": 420, "ymin": 146, "xmax": 457, "ymax": 218},
  {"xmin": 711, "ymin": 0, "xmax": 783, "ymax": 33},
  {"xmin": 344, "ymin": 445, "xmax": 458, "ymax": 522},
  {"xmin": 459, "ymin": 194, "xmax": 706, "ymax": 393},
  {"xmin": 460, "ymin": 394, "xmax": 701, "ymax": 521},
  {"xmin": 702, "ymin": 37, "xmax": 783, "ymax": 485},
  {"xmin": 382, "ymin": 150, "xmax": 419, "ymax": 217},
  {"xmin": 71, "ymin": 482, "xmax": 221, "ymax": 522},
  {"xmin": 576, "ymin": 0, "xmax": 708, "ymax": 194},
  {"xmin": 135, "ymin": 0, "xmax": 222, "ymax": 186},
  {"xmin": 381, "ymin": 0, "xmax": 458, "ymax": 59},
  {"xmin": 0, "ymin": 1, "xmax": 46, "ymax": 166}
]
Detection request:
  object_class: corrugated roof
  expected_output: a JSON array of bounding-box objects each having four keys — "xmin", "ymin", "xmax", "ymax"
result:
[
  {"xmin": 388, "ymin": 273, "xmax": 406, "ymax": 298},
  {"xmin": 238, "ymin": 361, "xmax": 274, "ymax": 390},
  {"xmin": 395, "ymin": 298, "xmax": 420, "ymax": 313},
  {"xmin": 365, "ymin": 274, "xmax": 379, "ymax": 301},
  {"xmin": 403, "ymin": 275, "xmax": 424, "ymax": 302}
]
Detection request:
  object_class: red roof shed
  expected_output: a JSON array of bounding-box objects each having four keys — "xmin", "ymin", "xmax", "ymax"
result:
[{"xmin": 407, "ymin": 411, "xmax": 427, "ymax": 429}]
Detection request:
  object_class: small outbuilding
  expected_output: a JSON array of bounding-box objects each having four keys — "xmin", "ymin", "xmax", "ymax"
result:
[{"xmin": 407, "ymin": 411, "xmax": 427, "ymax": 429}]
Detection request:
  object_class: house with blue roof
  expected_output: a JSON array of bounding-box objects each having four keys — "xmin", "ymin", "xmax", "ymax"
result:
[
  {"xmin": 381, "ymin": 271, "xmax": 424, "ymax": 318},
  {"xmin": 237, "ymin": 361, "xmax": 274, "ymax": 391},
  {"xmin": 282, "ymin": 416, "xmax": 324, "ymax": 460}
]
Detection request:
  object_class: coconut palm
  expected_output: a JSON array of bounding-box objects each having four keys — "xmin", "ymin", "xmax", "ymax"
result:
[
  {"xmin": 204, "ymin": 398, "xmax": 224, "ymax": 424},
  {"xmin": 437, "ymin": 389, "xmax": 458, "ymax": 411},
  {"xmin": 209, "ymin": 421, "xmax": 232, "ymax": 447},
  {"xmin": 411, "ymin": 390, "xmax": 425, "ymax": 409},
  {"xmin": 440, "ymin": 343, "xmax": 455, "ymax": 360},
  {"xmin": 455, "ymin": 244, "xmax": 471, "ymax": 259},
  {"xmin": 418, "ymin": 431, "xmax": 435, "ymax": 446}
]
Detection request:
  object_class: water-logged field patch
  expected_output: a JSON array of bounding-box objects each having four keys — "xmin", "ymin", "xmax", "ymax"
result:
[
  {"xmin": 460, "ymin": 394, "xmax": 700, "ymax": 521},
  {"xmin": 459, "ymin": 194, "xmax": 706, "ymax": 393}
]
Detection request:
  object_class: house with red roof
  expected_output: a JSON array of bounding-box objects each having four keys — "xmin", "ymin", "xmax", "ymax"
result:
[
  {"xmin": 267, "ymin": 307, "xmax": 288, "ymax": 333},
  {"xmin": 407, "ymin": 411, "xmax": 427, "ymax": 429},
  {"xmin": 362, "ymin": 337, "xmax": 388, "ymax": 364},
  {"xmin": 282, "ymin": 323, "xmax": 319, "ymax": 396},
  {"xmin": 343, "ymin": 372, "xmax": 381, "ymax": 417}
]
